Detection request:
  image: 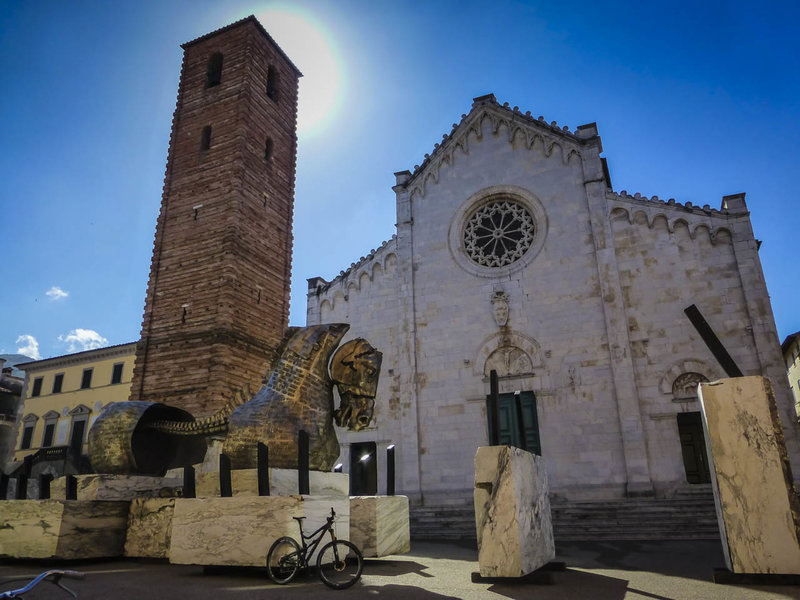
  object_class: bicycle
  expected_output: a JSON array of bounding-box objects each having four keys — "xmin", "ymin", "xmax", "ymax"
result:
[
  {"xmin": 0, "ymin": 570, "xmax": 85, "ymax": 598},
  {"xmin": 266, "ymin": 507, "xmax": 363, "ymax": 589}
]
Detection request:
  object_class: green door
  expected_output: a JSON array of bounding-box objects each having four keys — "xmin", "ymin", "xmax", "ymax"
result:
[{"xmin": 486, "ymin": 391, "xmax": 541, "ymax": 455}]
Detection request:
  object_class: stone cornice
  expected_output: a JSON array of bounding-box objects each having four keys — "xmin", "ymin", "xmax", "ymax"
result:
[{"xmin": 16, "ymin": 342, "xmax": 138, "ymax": 373}]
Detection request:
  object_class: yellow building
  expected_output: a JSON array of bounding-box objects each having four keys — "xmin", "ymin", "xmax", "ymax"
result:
[
  {"xmin": 783, "ymin": 331, "xmax": 800, "ymax": 421},
  {"xmin": 14, "ymin": 342, "xmax": 137, "ymax": 462}
]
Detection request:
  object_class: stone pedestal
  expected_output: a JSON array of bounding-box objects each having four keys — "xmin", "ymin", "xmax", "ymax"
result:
[
  {"xmin": 168, "ymin": 495, "xmax": 349, "ymax": 567},
  {"xmin": 125, "ymin": 498, "xmax": 176, "ymax": 558},
  {"xmin": 50, "ymin": 474, "xmax": 182, "ymax": 501},
  {"xmin": 0, "ymin": 500, "xmax": 129, "ymax": 559},
  {"xmin": 699, "ymin": 377, "xmax": 800, "ymax": 574},
  {"xmin": 195, "ymin": 468, "xmax": 348, "ymax": 497},
  {"xmin": 474, "ymin": 446, "xmax": 554, "ymax": 578},
  {"xmin": 350, "ymin": 496, "xmax": 410, "ymax": 557}
]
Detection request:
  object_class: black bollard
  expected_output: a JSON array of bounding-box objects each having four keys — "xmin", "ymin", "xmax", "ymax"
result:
[
  {"xmin": 23, "ymin": 454, "xmax": 33, "ymax": 477},
  {"xmin": 183, "ymin": 466, "xmax": 196, "ymax": 499},
  {"xmin": 298, "ymin": 430, "xmax": 310, "ymax": 495},
  {"xmin": 489, "ymin": 370, "xmax": 500, "ymax": 445},
  {"xmin": 219, "ymin": 454, "xmax": 233, "ymax": 497},
  {"xmin": 386, "ymin": 445, "xmax": 396, "ymax": 496},
  {"xmin": 39, "ymin": 474, "xmax": 53, "ymax": 499},
  {"xmin": 66, "ymin": 474, "xmax": 77, "ymax": 500},
  {"xmin": 257, "ymin": 443, "xmax": 270, "ymax": 497},
  {"xmin": 514, "ymin": 391, "xmax": 527, "ymax": 451},
  {"xmin": 15, "ymin": 475, "xmax": 28, "ymax": 499},
  {"xmin": 0, "ymin": 473, "xmax": 8, "ymax": 500}
]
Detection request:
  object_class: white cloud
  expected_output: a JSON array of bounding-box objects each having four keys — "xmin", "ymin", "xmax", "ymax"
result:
[
  {"xmin": 16, "ymin": 334, "xmax": 42, "ymax": 360},
  {"xmin": 46, "ymin": 286, "xmax": 69, "ymax": 301},
  {"xmin": 58, "ymin": 329, "xmax": 109, "ymax": 353}
]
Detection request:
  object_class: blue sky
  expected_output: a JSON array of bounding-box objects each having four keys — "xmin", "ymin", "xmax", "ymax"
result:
[{"xmin": 2, "ymin": 0, "xmax": 799, "ymax": 360}]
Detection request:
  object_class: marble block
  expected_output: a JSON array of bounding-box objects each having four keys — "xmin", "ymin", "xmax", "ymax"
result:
[
  {"xmin": 124, "ymin": 498, "xmax": 176, "ymax": 558},
  {"xmin": 195, "ymin": 468, "xmax": 348, "ymax": 497},
  {"xmin": 350, "ymin": 496, "xmax": 411, "ymax": 557},
  {"xmin": 50, "ymin": 474, "xmax": 182, "ymax": 501},
  {"xmin": 699, "ymin": 377, "xmax": 800, "ymax": 574},
  {"xmin": 0, "ymin": 500, "xmax": 129, "ymax": 559},
  {"xmin": 474, "ymin": 446, "xmax": 555, "ymax": 578},
  {"xmin": 168, "ymin": 495, "xmax": 349, "ymax": 567}
]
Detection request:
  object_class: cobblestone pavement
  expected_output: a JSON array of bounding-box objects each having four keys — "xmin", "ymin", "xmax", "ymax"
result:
[{"xmin": 1, "ymin": 540, "xmax": 799, "ymax": 599}]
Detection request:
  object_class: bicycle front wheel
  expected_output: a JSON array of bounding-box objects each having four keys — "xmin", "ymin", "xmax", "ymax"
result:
[
  {"xmin": 316, "ymin": 540, "xmax": 363, "ymax": 589},
  {"xmin": 266, "ymin": 536, "xmax": 302, "ymax": 584}
]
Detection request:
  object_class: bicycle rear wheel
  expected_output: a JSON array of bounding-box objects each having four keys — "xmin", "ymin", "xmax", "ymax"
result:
[
  {"xmin": 266, "ymin": 536, "xmax": 302, "ymax": 584},
  {"xmin": 316, "ymin": 540, "xmax": 363, "ymax": 589}
]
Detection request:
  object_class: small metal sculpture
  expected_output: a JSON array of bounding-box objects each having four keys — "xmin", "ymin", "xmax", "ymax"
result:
[{"xmin": 87, "ymin": 324, "xmax": 382, "ymax": 475}]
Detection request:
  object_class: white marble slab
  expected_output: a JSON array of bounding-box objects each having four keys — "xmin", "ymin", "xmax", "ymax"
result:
[
  {"xmin": 350, "ymin": 496, "xmax": 410, "ymax": 557},
  {"xmin": 195, "ymin": 468, "xmax": 348, "ymax": 497},
  {"xmin": 168, "ymin": 495, "xmax": 349, "ymax": 567},
  {"xmin": 124, "ymin": 498, "xmax": 176, "ymax": 558},
  {"xmin": 474, "ymin": 445, "xmax": 555, "ymax": 578},
  {"xmin": 50, "ymin": 474, "xmax": 182, "ymax": 501},
  {"xmin": 699, "ymin": 376, "xmax": 800, "ymax": 574},
  {"xmin": 0, "ymin": 500, "xmax": 129, "ymax": 559}
]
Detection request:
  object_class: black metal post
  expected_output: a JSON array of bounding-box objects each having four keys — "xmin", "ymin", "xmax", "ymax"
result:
[
  {"xmin": 219, "ymin": 454, "xmax": 233, "ymax": 497},
  {"xmin": 183, "ymin": 466, "xmax": 196, "ymax": 499},
  {"xmin": 15, "ymin": 475, "xmax": 27, "ymax": 499},
  {"xmin": 0, "ymin": 473, "xmax": 8, "ymax": 500},
  {"xmin": 39, "ymin": 474, "xmax": 53, "ymax": 499},
  {"xmin": 684, "ymin": 304, "xmax": 743, "ymax": 377},
  {"xmin": 23, "ymin": 454, "xmax": 32, "ymax": 477},
  {"xmin": 257, "ymin": 442, "xmax": 270, "ymax": 497},
  {"xmin": 66, "ymin": 474, "xmax": 77, "ymax": 500},
  {"xmin": 298, "ymin": 430, "xmax": 310, "ymax": 495},
  {"xmin": 386, "ymin": 445, "xmax": 396, "ymax": 496},
  {"xmin": 514, "ymin": 391, "xmax": 527, "ymax": 452},
  {"xmin": 489, "ymin": 369, "xmax": 500, "ymax": 445}
]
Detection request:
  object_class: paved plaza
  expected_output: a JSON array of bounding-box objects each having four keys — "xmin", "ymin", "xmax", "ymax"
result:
[{"xmin": 2, "ymin": 539, "xmax": 799, "ymax": 599}]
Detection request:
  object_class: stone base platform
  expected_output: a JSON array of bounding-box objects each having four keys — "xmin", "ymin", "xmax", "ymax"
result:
[
  {"xmin": 474, "ymin": 445, "xmax": 555, "ymax": 578},
  {"xmin": 0, "ymin": 499, "xmax": 129, "ymax": 559},
  {"xmin": 167, "ymin": 495, "xmax": 350, "ymax": 567},
  {"xmin": 350, "ymin": 496, "xmax": 410, "ymax": 557},
  {"xmin": 50, "ymin": 474, "xmax": 182, "ymax": 501},
  {"xmin": 194, "ymin": 468, "xmax": 348, "ymax": 497}
]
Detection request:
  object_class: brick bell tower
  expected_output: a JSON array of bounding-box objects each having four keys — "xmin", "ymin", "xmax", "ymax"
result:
[{"xmin": 129, "ymin": 16, "xmax": 301, "ymax": 417}]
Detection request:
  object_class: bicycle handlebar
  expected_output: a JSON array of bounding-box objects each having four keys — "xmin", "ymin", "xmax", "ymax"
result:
[{"xmin": 56, "ymin": 571, "xmax": 85, "ymax": 580}]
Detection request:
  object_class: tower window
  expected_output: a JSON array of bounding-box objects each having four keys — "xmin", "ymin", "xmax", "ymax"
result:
[
  {"xmin": 206, "ymin": 52, "xmax": 223, "ymax": 88},
  {"xmin": 200, "ymin": 126, "xmax": 212, "ymax": 151},
  {"xmin": 265, "ymin": 137, "xmax": 274, "ymax": 161},
  {"xmin": 266, "ymin": 65, "xmax": 279, "ymax": 101}
]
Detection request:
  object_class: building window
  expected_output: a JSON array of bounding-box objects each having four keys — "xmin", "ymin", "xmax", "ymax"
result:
[
  {"xmin": 200, "ymin": 126, "xmax": 212, "ymax": 151},
  {"xmin": 265, "ymin": 137, "xmax": 273, "ymax": 161},
  {"xmin": 464, "ymin": 199, "xmax": 535, "ymax": 268},
  {"xmin": 20, "ymin": 414, "xmax": 37, "ymax": 450},
  {"xmin": 41, "ymin": 411, "xmax": 59, "ymax": 448},
  {"xmin": 52, "ymin": 373, "xmax": 64, "ymax": 394},
  {"xmin": 111, "ymin": 363, "xmax": 124, "ymax": 385},
  {"xmin": 68, "ymin": 405, "xmax": 91, "ymax": 457},
  {"xmin": 31, "ymin": 377, "xmax": 43, "ymax": 397},
  {"xmin": 266, "ymin": 65, "xmax": 279, "ymax": 101},
  {"xmin": 206, "ymin": 52, "xmax": 223, "ymax": 88},
  {"xmin": 81, "ymin": 368, "xmax": 93, "ymax": 389}
]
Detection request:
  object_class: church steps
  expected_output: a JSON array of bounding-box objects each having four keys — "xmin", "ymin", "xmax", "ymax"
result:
[{"xmin": 410, "ymin": 489, "xmax": 720, "ymax": 541}]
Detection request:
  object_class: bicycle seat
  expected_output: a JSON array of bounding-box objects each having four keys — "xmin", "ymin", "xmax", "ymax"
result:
[{"xmin": 292, "ymin": 516, "xmax": 306, "ymax": 522}]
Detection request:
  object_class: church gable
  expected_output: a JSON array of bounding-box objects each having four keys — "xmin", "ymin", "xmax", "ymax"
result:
[{"xmin": 399, "ymin": 94, "xmax": 603, "ymax": 202}]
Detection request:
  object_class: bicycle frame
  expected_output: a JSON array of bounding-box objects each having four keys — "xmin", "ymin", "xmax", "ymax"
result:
[
  {"xmin": 293, "ymin": 513, "xmax": 337, "ymax": 567},
  {"xmin": 0, "ymin": 570, "xmax": 84, "ymax": 599}
]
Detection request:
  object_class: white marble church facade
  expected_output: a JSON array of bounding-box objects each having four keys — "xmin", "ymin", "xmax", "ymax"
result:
[{"xmin": 306, "ymin": 94, "xmax": 799, "ymax": 506}]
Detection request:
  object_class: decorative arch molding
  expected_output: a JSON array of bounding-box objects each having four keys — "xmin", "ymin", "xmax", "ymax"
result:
[
  {"xmin": 69, "ymin": 404, "xmax": 91, "ymax": 416},
  {"xmin": 474, "ymin": 330, "xmax": 544, "ymax": 378},
  {"xmin": 609, "ymin": 205, "xmax": 733, "ymax": 245},
  {"xmin": 42, "ymin": 410, "xmax": 60, "ymax": 421},
  {"xmin": 658, "ymin": 358, "xmax": 725, "ymax": 397},
  {"xmin": 22, "ymin": 413, "xmax": 38, "ymax": 423}
]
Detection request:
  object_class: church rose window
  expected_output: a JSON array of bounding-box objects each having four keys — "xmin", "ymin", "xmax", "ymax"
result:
[{"xmin": 463, "ymin": 200, "xmax": 535, "ymax": 267}]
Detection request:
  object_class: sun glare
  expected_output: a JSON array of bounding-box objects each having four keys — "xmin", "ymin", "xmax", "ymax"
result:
[{"xmin": 253, "ymin": 6, "xmax": 344, "ymax": 136}]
